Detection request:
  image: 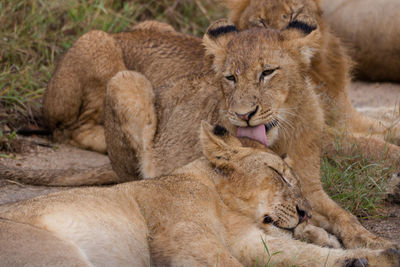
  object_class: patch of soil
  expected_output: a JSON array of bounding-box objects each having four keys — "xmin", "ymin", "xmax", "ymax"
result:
[{"xmin": 362, "ymin": 204, "xmax": 400, "ymax": 243}]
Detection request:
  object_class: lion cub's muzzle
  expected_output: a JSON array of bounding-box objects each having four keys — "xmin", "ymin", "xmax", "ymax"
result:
[
  {"xmin": 229, "ymin": 105, "xmax": 278, "ymax": 147},
  {"xmin": 265, "ymin": 202, "xmax": 312, "ymax": 231},
  {"xmin": 234, "ymin": 105, "xmax": 259, "ymax": 124}
]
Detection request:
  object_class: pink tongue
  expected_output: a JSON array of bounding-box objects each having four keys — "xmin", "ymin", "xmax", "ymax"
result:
[{"xmin": 237, "ymin": 124, "xmax": 268, "ymax": 147}]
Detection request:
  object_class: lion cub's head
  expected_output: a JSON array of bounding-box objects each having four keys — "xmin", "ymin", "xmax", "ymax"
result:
[
  {"xmin": 223, "ymin": 0, "xmax": 321, "ymax": 34},
  {"xmin": 203, "ymin": 19, "xmax": 320, "ymax": 147},
  {"xmin": 200, "ymin": 121, "xmax": 311, "ymax": 231}
]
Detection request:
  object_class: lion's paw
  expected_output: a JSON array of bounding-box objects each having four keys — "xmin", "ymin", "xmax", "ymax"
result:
[
  {"xmin": 294, "ymin": 223, "xmax": 342, "ymax": 248},
  {"xmin": 339, "ymin": 248, "xmax": 400, "ymax": 267}
]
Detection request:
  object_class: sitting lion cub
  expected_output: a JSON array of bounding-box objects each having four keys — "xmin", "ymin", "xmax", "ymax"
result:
[{"xmin": 0, "ymin": 122, "xmax": 398, "ymax": 266}]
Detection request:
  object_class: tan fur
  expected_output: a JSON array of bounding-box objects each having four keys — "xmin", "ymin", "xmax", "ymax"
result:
[
  {"xmin": 222, "ymin": 0, "xmax": 400, "ymax": 148},
  {"xmin": 294, "ymin": 223, "xmax": 341, "ymax": 249},
  {"xmin": 1, "ymin": 122, "xmax": 399, "ymax": 266},
  {"xmin": 321, "ymin": 0, "xmax": 400, "ymax": 82}
]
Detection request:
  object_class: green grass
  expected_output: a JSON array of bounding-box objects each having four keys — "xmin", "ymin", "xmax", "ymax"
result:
[
  {"xmin": 0, "ymin": 0, "xmax": 394, "ymax": 219},
  {"xmin": 321, "ymin": 151, "xmax": 395, "ymax": 219}
]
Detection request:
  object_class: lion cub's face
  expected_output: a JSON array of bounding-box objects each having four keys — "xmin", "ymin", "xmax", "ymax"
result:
[
  {"xmin": 200, "ymin": 122, "xmax": 311, "ymax": 231},
  {"xmin": 203, "ymin": 20, "xmax": 319, "ymax": 147}
]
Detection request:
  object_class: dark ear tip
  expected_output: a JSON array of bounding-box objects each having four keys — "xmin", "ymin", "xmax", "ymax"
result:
[
  {"xmin": 213, "ymin": 125, "xmax": 229, "ymax": 136},
  {"xmin": 206, "ymin": 21, "xmax": 238, "ymax": 38},
  {"xmin": 287, "ymin": 20, "xmax": 317, "ymax": 35}
]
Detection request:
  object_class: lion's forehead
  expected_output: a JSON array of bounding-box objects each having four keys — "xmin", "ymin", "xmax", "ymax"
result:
[{"xmin": 224, "ymin": 47, "xmax": 286, "ymax": 72}]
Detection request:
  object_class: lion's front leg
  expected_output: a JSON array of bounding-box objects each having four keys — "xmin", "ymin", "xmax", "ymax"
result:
[
  {"xmin": 291, "ymin": 150, "xmax": 398, "ymax": 250},
  {"xmin": 229, "ymin": 224, "xmax": 399, "ymax": 267},
  {"xmin": 104, "ymin": 70, "xmax": 159, "ymax": 181},
  {"xmin": 307, "ymin": 187, "xmax": 398, "ymax": 250}
]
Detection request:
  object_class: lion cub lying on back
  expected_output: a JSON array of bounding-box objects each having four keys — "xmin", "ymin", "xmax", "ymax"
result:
[{"xmin": 1, "ymin": 122, "xmax": 398, "ymax": 266}]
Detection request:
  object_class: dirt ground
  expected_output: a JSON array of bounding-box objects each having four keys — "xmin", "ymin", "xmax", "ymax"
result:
[
  {"xmin": 0, "ymin": 81, "xmax": 399, "ymax": 243},
  {"xmin": 0, "ymin": 138, "xmax": 110, "ymax": 204}
]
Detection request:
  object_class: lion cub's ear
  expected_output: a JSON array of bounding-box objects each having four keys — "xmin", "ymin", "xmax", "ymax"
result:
[
  {"xmin": 284, "ymin": 29, "xmax": 321, "ymax": 66},
  {"xmin": 203, "ymin": 19, "xmax": 238, "ymax": 72},
  {"xmin": 200, "ymin": 121, "xmax": 242, "ymax": 169}
]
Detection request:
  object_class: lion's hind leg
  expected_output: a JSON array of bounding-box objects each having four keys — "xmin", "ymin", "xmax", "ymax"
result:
[
  {"xmin": 105, "ymin": 71, "xmax": 158, "ymax": 181},
  {"xmin": 44, "ymin": 30, "xmax": 126, "ymax": 154}
]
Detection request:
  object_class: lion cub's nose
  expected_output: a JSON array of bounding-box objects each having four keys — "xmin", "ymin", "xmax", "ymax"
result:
[
  {"xmin": 296, "ymin": 205, "xmax": 311, "ymax": 223},
  {"xmin": 235, "ymin": 106, "xmax": 258, "ymax": 122}
]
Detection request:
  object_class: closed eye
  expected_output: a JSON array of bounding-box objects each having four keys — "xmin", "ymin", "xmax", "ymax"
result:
[{"xmin": 270, "ymin": 167, "xmax": 291, "ymax": 186}]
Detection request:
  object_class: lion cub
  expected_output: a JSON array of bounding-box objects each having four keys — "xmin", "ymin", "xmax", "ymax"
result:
[{"xmin": 0, "ymin": 122, "xmax": 398, "ymax": 266}]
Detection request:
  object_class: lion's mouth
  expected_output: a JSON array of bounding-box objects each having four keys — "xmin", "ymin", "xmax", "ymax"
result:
[
  {"xmin": 272, "ymin": 222, "xmax": 296, "ymax": 233},
  {"xmin": 237, "ymin": 120, "xmax": 278, "ymax": 147}
]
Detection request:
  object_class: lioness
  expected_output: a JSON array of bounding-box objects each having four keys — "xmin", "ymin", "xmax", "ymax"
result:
[
  {"xmin": 321, "ymin": 0, "xmax": 400, "ymax": 82},
  {"xmin": 222, "ymin": 0, "xmax": 400, "ymax": 144},
  {"xmin": 1, "ymin": 122, "xmax": 399, "ymax": 266}
]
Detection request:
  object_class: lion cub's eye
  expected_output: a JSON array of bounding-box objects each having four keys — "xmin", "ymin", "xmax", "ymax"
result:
[
  {"xmin": 260, "ymin": 68, "xmax": 278, "ymax": 81},
  {"xmin": 225, "ymin": 75, "xmax": 236, "ymax": 83}
]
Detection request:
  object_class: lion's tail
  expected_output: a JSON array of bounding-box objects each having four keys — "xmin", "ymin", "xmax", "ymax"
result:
[{"xmin": 0, "ymin": 164, "xmax": 124, "ymax": 186}]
